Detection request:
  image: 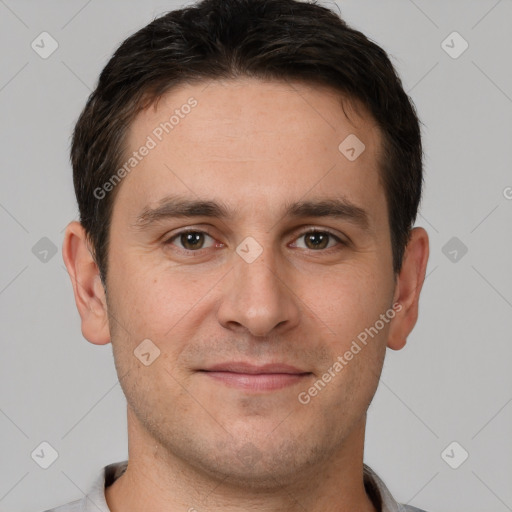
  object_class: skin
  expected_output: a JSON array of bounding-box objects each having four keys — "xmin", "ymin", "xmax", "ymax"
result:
[{"xmin": 63, "ymin": 78, "xmax": 429, "ymax": 512}]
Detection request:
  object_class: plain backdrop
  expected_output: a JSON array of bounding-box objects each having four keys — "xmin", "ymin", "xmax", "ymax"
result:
[{"xmin": 1, "ymin": 1, "xmax": 511, "ymax": 511}]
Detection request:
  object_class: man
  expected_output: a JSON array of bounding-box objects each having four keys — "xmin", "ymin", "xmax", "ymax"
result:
[{"xmin": 53, "ymin": 0, "xmax": 430, "ymax": 510}]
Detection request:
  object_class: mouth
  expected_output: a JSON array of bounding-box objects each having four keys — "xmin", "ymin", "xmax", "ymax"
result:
[{"xmin": 198, "ymin": 362, "xmax": 313, "ymax": 392}]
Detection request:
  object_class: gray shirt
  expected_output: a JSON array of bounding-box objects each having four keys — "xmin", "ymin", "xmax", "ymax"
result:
[{"xmin": 42, "ymin": 461, "xmax": 427, "ymax": 512}]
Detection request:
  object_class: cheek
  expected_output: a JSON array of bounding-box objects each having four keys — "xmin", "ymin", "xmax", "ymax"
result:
[
  {"xmin": 109, "ymin": 267, "xmax": 229, "ymax": 377},
  {"xmin": 109, "ymin": 250, "xmax": 207, "ymax": 334},
  {"xmin": 302, "ymin": 262, "xmax": 393, "ymax": 337}
]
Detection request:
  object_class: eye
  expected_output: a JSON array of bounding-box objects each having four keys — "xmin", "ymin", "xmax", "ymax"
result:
[
  {"xmin": 291, "ymin": 229, "xmax": 345, "ymax": 251},
  {"xmin": 163, "ymin": 228, "xmax": 346, "ymax": 254},
  {"xmin": 165, "ymin": 230, "xmax": 217, "ymax": 251}
]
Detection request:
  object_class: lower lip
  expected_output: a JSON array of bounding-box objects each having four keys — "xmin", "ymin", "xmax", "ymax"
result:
[{"xmin": 201, "ymin": 371, "xmax": 312, "ymax": 391}]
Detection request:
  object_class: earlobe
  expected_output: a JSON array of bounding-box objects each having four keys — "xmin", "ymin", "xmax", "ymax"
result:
[
  {"xmin": 387, "ymin": 227, "xmax": 429, "ymax": 351},
  {"xmin": 62, "ymin": 221, "xmax": 111, "ymax": 346}
]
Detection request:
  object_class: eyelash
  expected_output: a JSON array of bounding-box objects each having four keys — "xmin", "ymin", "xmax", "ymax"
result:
[{"xmin": 163, "ymin": 228, "xmax": 347, "ymax": 255}]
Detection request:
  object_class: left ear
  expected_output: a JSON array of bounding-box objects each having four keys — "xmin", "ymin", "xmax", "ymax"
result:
[{"xmin": 387, "ymin": 227, "xmax": 429, "ymax": 351}]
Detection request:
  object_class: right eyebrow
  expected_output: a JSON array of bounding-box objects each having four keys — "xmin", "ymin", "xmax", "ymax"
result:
[{"xmin": 132, "ymin": 196, "xmax": 237, "ymax": 230}]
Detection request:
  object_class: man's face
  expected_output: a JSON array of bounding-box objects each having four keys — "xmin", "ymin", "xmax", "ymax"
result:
[{"xmin": 105, "ymin": 78, "xmax": 397, "ymax": 485}]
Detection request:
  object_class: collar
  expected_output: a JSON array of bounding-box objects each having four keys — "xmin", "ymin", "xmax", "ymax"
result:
[{"xmin": 76, "ymin": 460, "xmax": 413, "ymax": 512}]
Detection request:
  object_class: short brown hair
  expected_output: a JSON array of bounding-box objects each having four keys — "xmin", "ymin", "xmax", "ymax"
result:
[{"xmin": 71, "ymin": 0, "xmax": 423, "ymax": 285}]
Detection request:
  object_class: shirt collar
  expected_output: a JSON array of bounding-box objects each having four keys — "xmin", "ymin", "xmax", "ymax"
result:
[
  {"xmin": 79, "ymin": 460, "xmax": 408, "ymax": 512},
  {"xmin": 363, "ymin": 463, "xmax": 412, "ymax": 512}
]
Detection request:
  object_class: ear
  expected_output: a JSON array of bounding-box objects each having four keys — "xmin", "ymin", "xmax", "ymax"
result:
[
  {"xmin": 387, "ymin": 227, "xmax": 429, "ymax": 351},
  {"xmin": 62, "ymin": 221, "xmax": 111, "ymax": 345}
]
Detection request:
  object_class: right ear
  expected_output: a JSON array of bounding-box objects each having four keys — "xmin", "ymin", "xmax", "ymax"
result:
[{"xmin": 62, "ymin": 221, "xmax": 111, "ymax": 345}]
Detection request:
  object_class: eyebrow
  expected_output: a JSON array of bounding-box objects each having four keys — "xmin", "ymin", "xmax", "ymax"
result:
[{"xmin": 132, "ymin": 194, "xmax": 370, "ymax": 231}]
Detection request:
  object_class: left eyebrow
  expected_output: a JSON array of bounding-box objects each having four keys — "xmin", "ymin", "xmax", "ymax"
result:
[
  {"xmin": 283, "ymin": 198, "xmax": 370, "ymax": 231},
  {"xmin": 132, "ymin": 194, "xmax": 371, "ymax": 232}
]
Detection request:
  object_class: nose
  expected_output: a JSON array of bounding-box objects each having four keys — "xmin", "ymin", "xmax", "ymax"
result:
[{"xmin": 216, "ymin": 243, "xmax": 301, "ymax": 337}]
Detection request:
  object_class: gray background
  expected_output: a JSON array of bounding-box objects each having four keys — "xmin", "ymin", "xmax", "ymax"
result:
[{"xmin": 1, "ymin": 0, "xmax": 511, "ymax": 511}]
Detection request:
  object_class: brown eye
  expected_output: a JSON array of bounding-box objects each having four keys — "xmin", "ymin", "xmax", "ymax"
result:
[
  {"xmin": 165, "ymin": 231, "xmax": 216, "ymax": 251},
  {"xmin": 304, "ymin": 232, "xmax": 329, "ymax": 250},
  {"xmin": 292, "ymin": 230, "xmax": 344, "ymax": 251}
]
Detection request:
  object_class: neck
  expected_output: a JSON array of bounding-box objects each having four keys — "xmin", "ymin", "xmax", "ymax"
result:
[{"xmin": 105, "ymin": 409, "xmax": 377, "ymax": 512}]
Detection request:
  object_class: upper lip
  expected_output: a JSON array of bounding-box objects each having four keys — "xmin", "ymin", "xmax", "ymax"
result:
[{"xmin": 201, "ymin": 362, "xmax": 309, "ymax": 374}]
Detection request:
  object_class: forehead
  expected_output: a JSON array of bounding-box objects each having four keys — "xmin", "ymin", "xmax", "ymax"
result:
[{"xmin": 115, "ymin": 77, "xmax": 385, "ymax": 227}]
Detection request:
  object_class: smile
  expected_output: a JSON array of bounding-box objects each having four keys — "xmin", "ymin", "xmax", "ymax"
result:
[{"xmin": 199, "ymin": 370, "xmax": 313, "ymax": 391}]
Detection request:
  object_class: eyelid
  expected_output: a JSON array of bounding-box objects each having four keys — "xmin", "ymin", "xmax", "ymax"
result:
[{"xmin": 294, "ymin": 226, "xmax": 347, "ymax": 242}]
